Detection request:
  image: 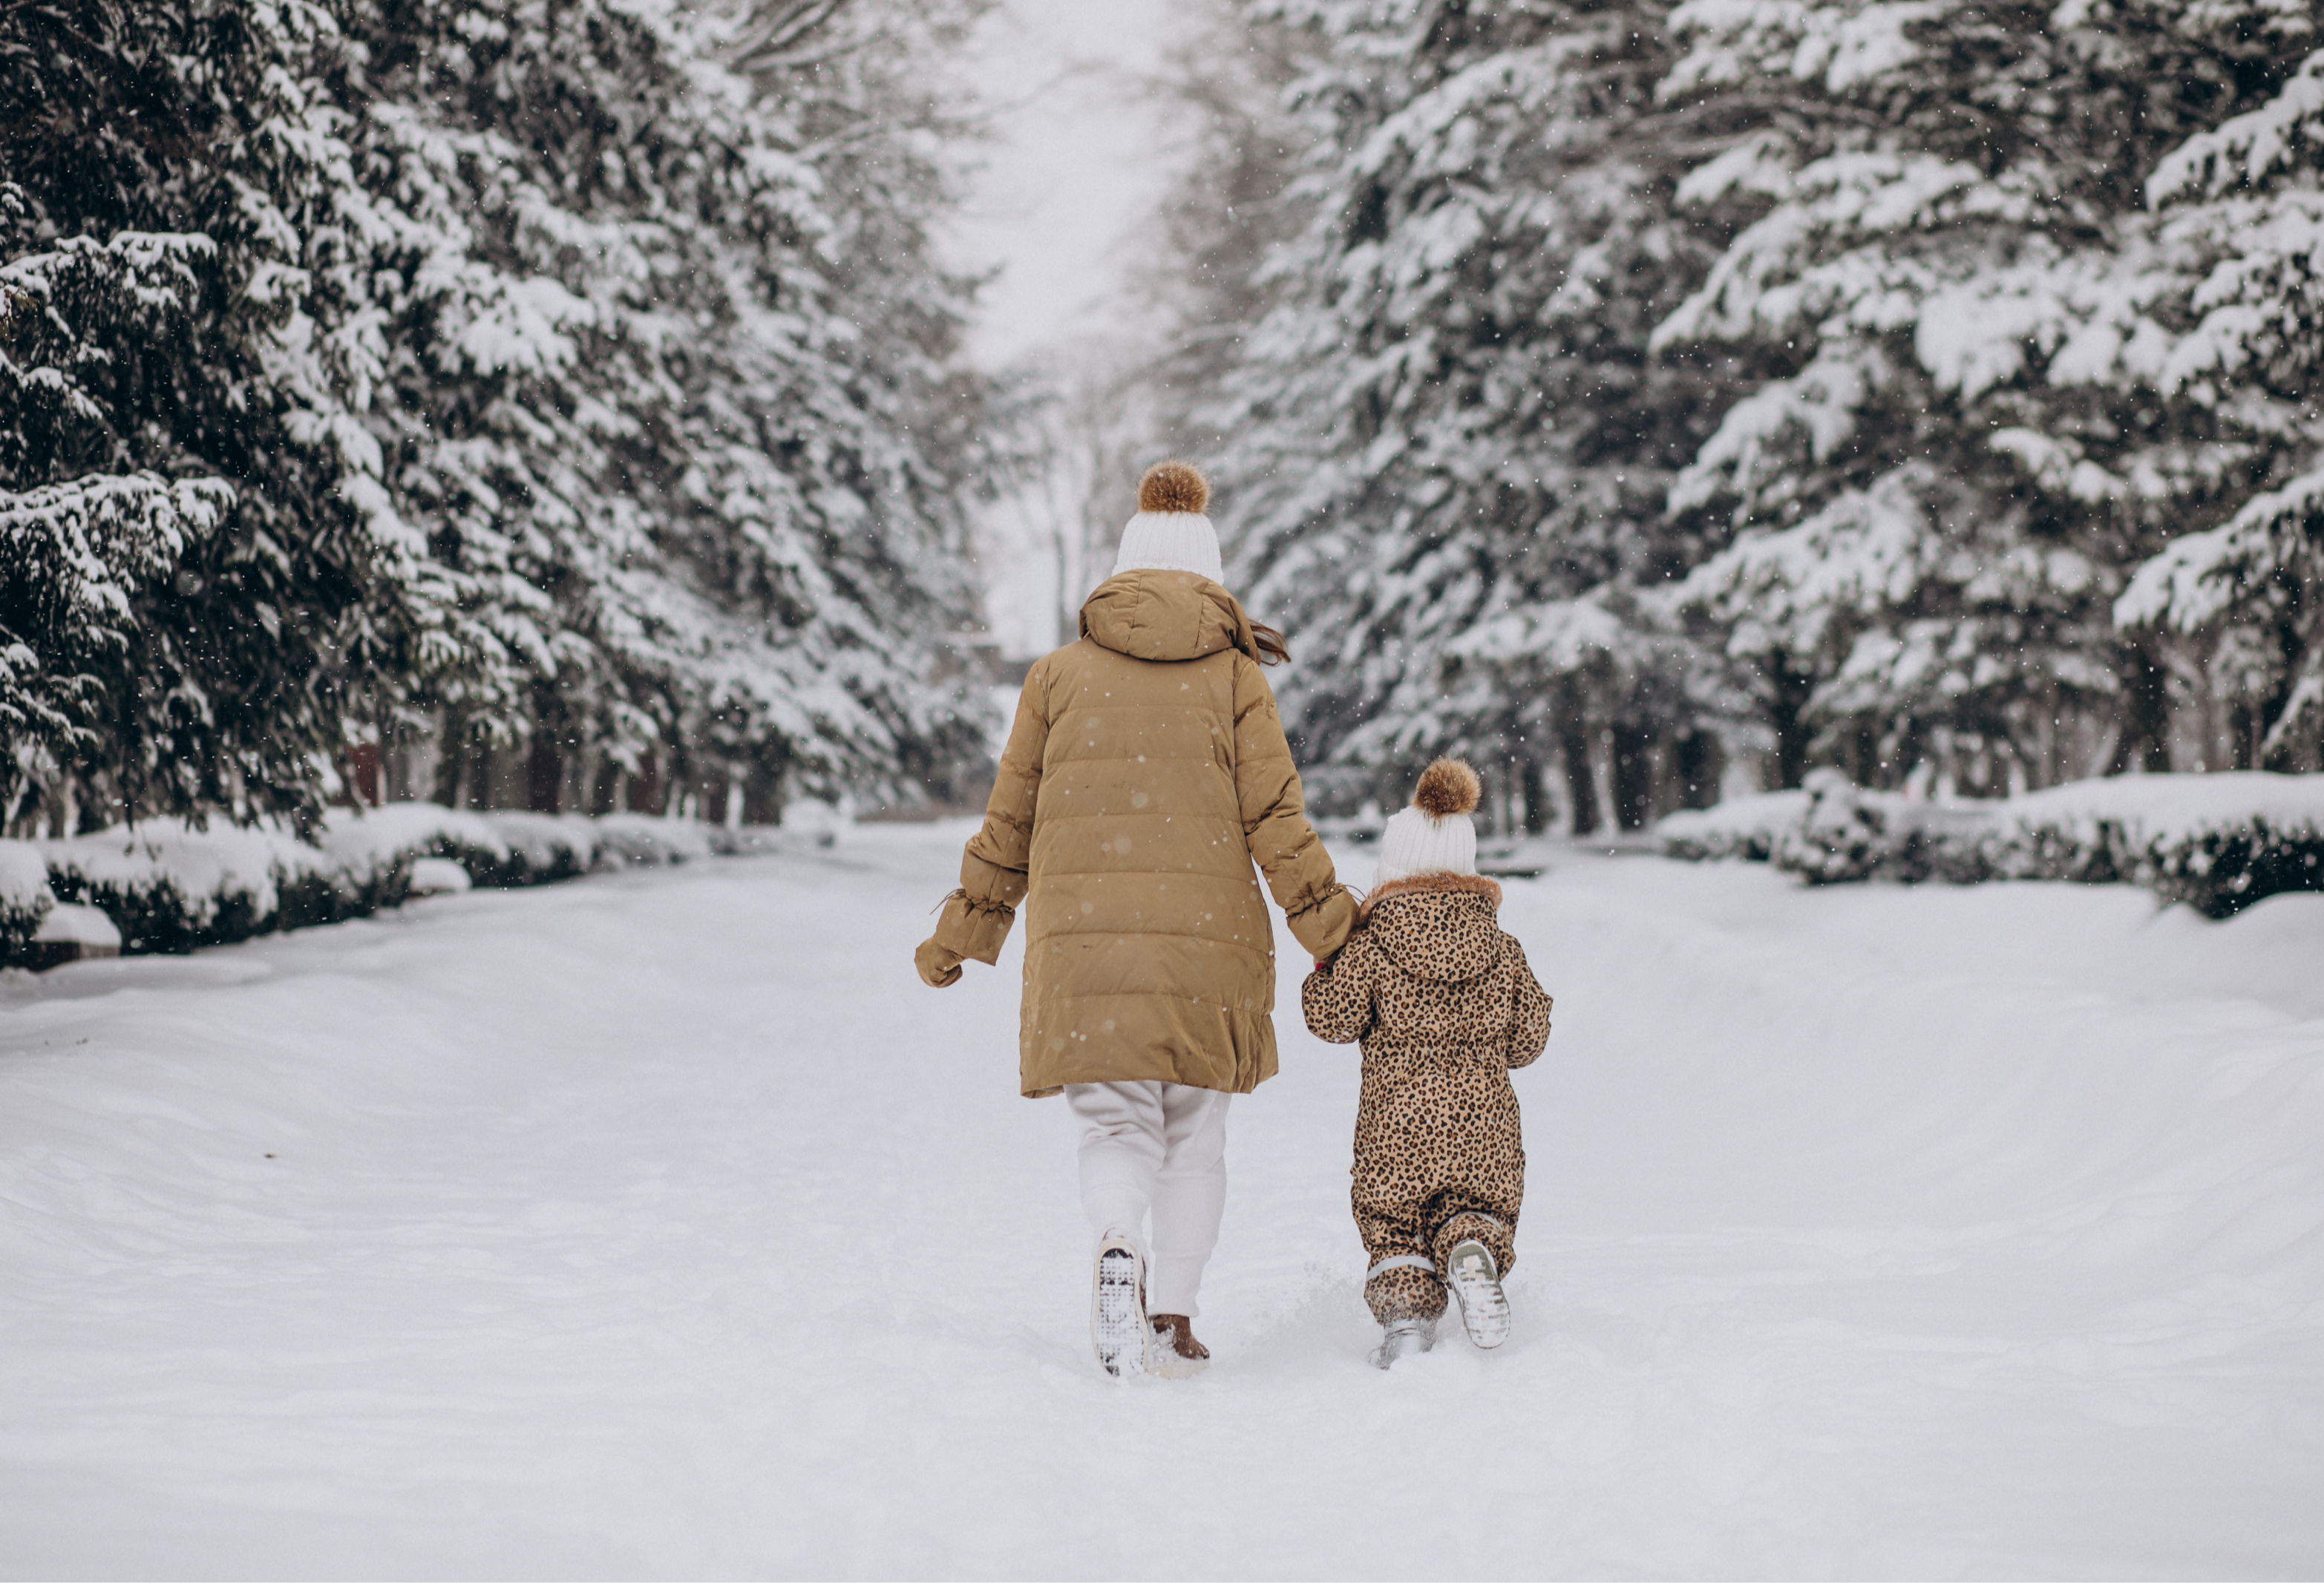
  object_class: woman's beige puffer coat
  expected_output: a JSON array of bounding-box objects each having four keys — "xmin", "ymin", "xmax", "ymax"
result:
[{"xmin": 917, "ymin": 569, "xmax": 1355, "ymax": 1097}]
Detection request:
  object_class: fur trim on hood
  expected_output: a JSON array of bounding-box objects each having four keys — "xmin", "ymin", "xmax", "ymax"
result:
[{"xmin": 1359, "ymin": 869, "xmax": 1502, "ymax": 922}]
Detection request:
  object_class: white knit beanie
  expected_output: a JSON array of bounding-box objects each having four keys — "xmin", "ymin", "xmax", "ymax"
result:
[
  {"xmin": 1372, "ymin": 759, "xmax": 1483, "ymax": 887},
  {"xmin": 1113, "ymin": 460, "xmax": 1224, "ymax": 583}
]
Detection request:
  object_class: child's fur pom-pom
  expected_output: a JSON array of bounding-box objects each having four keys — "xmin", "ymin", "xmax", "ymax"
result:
[
  {"xmin": 1412, "ymin": 758, "xmax": 1481, "ymax": 819},
  {"xmin": 1138, "ymin": 459, "xmax": 1209, "ymax": 516}
]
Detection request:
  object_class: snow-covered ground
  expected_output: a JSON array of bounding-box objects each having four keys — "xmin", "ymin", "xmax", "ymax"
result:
[{"xmin": 4, "ymin": 825, "xmax": 2321, "ymax": 1579}]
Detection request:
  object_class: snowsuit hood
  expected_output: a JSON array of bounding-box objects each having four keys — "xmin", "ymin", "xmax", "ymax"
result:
[
  {"xmin": 1361, "ymin": 874, "xmax": 1505, "ymax": 984},
  {"xmin": 923, "ymin": 568, "xmax": 1355, "ymax": 1097}
]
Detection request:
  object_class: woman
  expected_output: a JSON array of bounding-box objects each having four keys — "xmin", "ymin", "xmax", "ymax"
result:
[{"xmin": 914, "ymin": 460, "xmax": 1355, "ymax": 1377}]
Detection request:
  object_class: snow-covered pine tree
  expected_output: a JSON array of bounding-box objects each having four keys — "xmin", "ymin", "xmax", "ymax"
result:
[
  {"xmin": 0, "ymin": 0, "xmax": 421, "ymax": 830},
  {"xmin": 1208, "ymin": 0, "xmax": 1738, "ymax": 831},
  {"xmin": 334, "ymin": 0, "xmax": 989, "ymax": 814},
  {"xmin": 1658, "ymin": 0, "xmax": 2311, "ymax": 793},
  {"xmin": 2116, "ymin": 21, "xmax": 2324, "ymax": 772},
  {"xmin": 3, "ymin": 0, "xmax": 989, "ymax": 832},
  {"xmin": 1, "ymin": 183, "xmax": 227, "ymax": 817},
  {"xmin": 716, "ymin": 0, "xmax": 995, "ymax": 809}
]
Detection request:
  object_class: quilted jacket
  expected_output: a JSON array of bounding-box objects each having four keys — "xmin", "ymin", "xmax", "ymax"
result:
[{"xmin": 920, "ymin": 569, "xmax": 1355, "ymax": 1096}]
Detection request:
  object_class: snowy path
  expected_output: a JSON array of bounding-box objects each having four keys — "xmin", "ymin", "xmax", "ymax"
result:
[{"xmin": 4, "ymin": 826, "xmax": 2323, "ymax": 1579}]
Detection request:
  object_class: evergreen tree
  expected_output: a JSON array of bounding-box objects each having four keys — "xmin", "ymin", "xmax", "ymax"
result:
[
  {"xmin": 1658, "ymin": 0, "xmax": 2313, "ymax": 791},
  {"xmin": 1, "ymin": 0, "xmax": 423, "ymax": 828},
  {"xmin": 1, "ymin": 0, "xmax": 992, "ymax": 830},
  {"xmin": 337, "ymin": 0, "xmax": 989, "ymax": 813},
  {"xmin": 2117, "ymin": 27, "xmax": 2324, "ymax": 771},
  {"xmin": 1207, "ymin": 0, "xmax": 1738, "ymax": 830}
]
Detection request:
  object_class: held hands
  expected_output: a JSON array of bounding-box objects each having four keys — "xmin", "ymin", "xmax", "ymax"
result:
[{"xmin": 914, "ymin": 936, "xmax": 964, "ymax": 988}]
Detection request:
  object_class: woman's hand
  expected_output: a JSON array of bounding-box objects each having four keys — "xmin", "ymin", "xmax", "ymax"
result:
[{"xmin": 915, "ymin": 937, "xmax": 964, "ymax": 988}]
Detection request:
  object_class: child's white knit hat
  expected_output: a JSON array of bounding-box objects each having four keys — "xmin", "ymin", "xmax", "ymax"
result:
[
  {"xmin": 1113, "ymin": 460, "xmax": 1224, "ymax": 584},
  {"xmin": 1372, "ymin": 759, "xmax": 1482, "ymax": 887}
]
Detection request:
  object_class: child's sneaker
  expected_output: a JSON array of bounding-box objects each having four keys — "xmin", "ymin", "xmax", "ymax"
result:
[
  {"xmin": 1444, "ymin": 1238, "xmax": 1510, "ymax": 1348},
  {"xmin": 1369, "ymin": 1315, "xmax": 1436, "ymax": 1369},
  {"xmin": 1090, "ymin": 1233, "xmax": 1148, "ymax": 1377},
  {"xmin": 1147, "ymin": 1314, "xmax": 1210, "ymax": 1379}
]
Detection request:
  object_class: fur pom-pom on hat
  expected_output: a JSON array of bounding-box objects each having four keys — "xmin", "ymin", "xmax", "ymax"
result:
[
  {"xmin": 1138, "ymin": 460, "xmax": 1209, "ymax": 516},
  {"xmin": 1412, "ymin": 758, "xmax": 1482, "ymax": 819},
  {"xmin": 1114, "ymin": 460, "xmax": 1224, "ymax": 583},
  {"xmin": 1372, "ymin": 757, "xmax": 1482, "ymax": 888}
]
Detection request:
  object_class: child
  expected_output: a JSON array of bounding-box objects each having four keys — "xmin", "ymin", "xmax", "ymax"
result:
[{"xmin": 1301, "ymin": 758, "xmax": 1552, "ymax": 1367}]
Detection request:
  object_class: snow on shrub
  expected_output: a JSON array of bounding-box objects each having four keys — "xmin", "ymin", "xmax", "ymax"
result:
[
  {"xmin": 319, "ymin": 804, "xmax": 510, "ymax": 894},
  {"xmin": 707, "ymin": 825, "xmax": 791, "ymax": 856},
  {"xmin": 1997, "ymin": 774, "xmax": 2324, "ymax": 919},
  {"xmin": 1656, "ymin": 771, "xmax": 2324, "ymax": 916},
  {"xmin": 0, "ymin": 839, "xmax": 55, "ymax": 954},
  {"xmin": 479, "ymin": 812, "xmax": 603, "ymax": 879},
  {"xmin": 1770, "ymin": 773, "xmax": 1998, "ymax": 886},
  {"xmin": 42, "ymin": 821, "xmax": 321, "ymax": 953},
  {"xmin": 594, "ymin": 816, "xmax": 714, "ymax": 867},
  {"xmin": 16, "ymin": 804, "xmax": 788, "ymax": 960},
  {"xmin": 406, "ymin": 858, "xmax": 472, "ymax": 896},
  {"xmin": 1656, "ymin": 790, "xmax": 1810, "ymax": 862}
]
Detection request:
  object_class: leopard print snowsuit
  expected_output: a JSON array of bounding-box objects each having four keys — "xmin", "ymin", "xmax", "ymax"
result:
[{"xmin": 1300, "ymin": 873, "xmax": 1551, "ymax": 1323}]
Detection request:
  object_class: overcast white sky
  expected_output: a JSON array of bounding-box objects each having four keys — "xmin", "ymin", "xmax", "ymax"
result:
[
  {"xmin": 943, "ymin": 0, "xmax": 1185, "ymax": 370},
  {"xmin": 941, "ymin": 0, "xmax": 1199, "ymax": 654}
]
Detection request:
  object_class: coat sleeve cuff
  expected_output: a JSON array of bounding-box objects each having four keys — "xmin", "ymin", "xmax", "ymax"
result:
[
  {"xmin": 1285, "ymin": 884, "xmax": 1355, "ymax": 962},
  {"xmin": 932, "ymin": 888, "xmax": 1015, "ymax": 966}
]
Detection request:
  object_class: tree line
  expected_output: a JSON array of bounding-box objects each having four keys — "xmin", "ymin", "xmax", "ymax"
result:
[
  {"xmin": 2, "ymin": 0, "xmax": 991, "ymax": 837},
  {"xmin": 1139, "ymin": 0, "xmax": 2324, "ymax": 832}
]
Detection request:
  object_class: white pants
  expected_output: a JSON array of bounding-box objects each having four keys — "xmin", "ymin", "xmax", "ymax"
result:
[{"xmin": 1064, "ymin": 1081, "xmax": 1231, "ymax": 1319}]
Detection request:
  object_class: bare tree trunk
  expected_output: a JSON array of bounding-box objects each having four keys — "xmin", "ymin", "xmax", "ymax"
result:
[
  {"xmin": 1519, "ymin": 756, "xmax": 1551, "ymax": 836},
  {"xmin": 526, "ymin": 737, "xmax": 562, "ymax": 813},
  {"xmin": 1674, "ymin": 730, "xmax": 1722, "ymax": 809},
  {"xmin": 1557, "ymin": 695, "xmax": 1598, "ymax": 837},
  {"xmin": 1611, "ymin": 723, "xmax": 1657, "ymax": 831},
  {"xmin": 1766, "ymin": 657, "xmax": 1814, "ymax": 790}
]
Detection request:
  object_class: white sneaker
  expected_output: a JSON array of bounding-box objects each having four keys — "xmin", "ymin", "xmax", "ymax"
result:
[
  {"xmin": 1369, "ymin": 1316, "xmax": 1436, "ymax": 1369},
  {"xmin": 1445, "ymin": 1239, "xmax": 1510, "ymax": 1348},
  {"xmin": 1090, "ymin": 1233, "xmax": 1148, "ymax": 1378}
]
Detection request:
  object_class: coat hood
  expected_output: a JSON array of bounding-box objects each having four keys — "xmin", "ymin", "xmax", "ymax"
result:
[
  {"xmin": 1362, "ymin": 873, "xmax": 1504, "ymax": 985},
  {"xmin": 1080, "ymin": 570, "xmax": 1257, "ymax": 664}
]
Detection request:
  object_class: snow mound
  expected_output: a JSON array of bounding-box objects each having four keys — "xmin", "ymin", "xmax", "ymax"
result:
[
  {"xmin": 31, "ymin": 901, "xmax": 120, "ymax": 948},
  {"xmin": 2003, "ymin": 771, "xmax": 2324, "ymax": 916},
  {"xmin": 406, "ymin": 858, "xmax": 472, "ymax": 896}
]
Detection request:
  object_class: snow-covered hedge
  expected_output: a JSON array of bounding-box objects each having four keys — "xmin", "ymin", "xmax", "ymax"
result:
[
  {"xmin": 10, "ymin": 806, "xmax": 787, "ymax": 962},
  {"xmin": 1997, "ymin": 774, "xmax": 2324, "ymax": 917},
  {"xmin": 0, "ymin": 840, "xmax": 56, "ymax": 955},
  {"xmin": 42, "ymin": 821, "xmax": 336, "ymax": 954},
  {"xmin": 1657, "ymin": 772, "xmax": 2324, "ymax": 917},
  {"xmin": 30, "ymin": 807, "xmax": 541, "ymax": 954},
  {"xmin": 593, "ymin": 815, "xmax": 715, "ymax": 867},
  {"xmin": 1769, "ymin": 773, "xmax": 1998, "ymax": 887},
  {"xmin": 1654, "ymin": 790, "xmax": 1810, "ymax": 864},
  {"xmin": 477, "ymin": 812, "xmax": 604, "ymax": 881}
]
